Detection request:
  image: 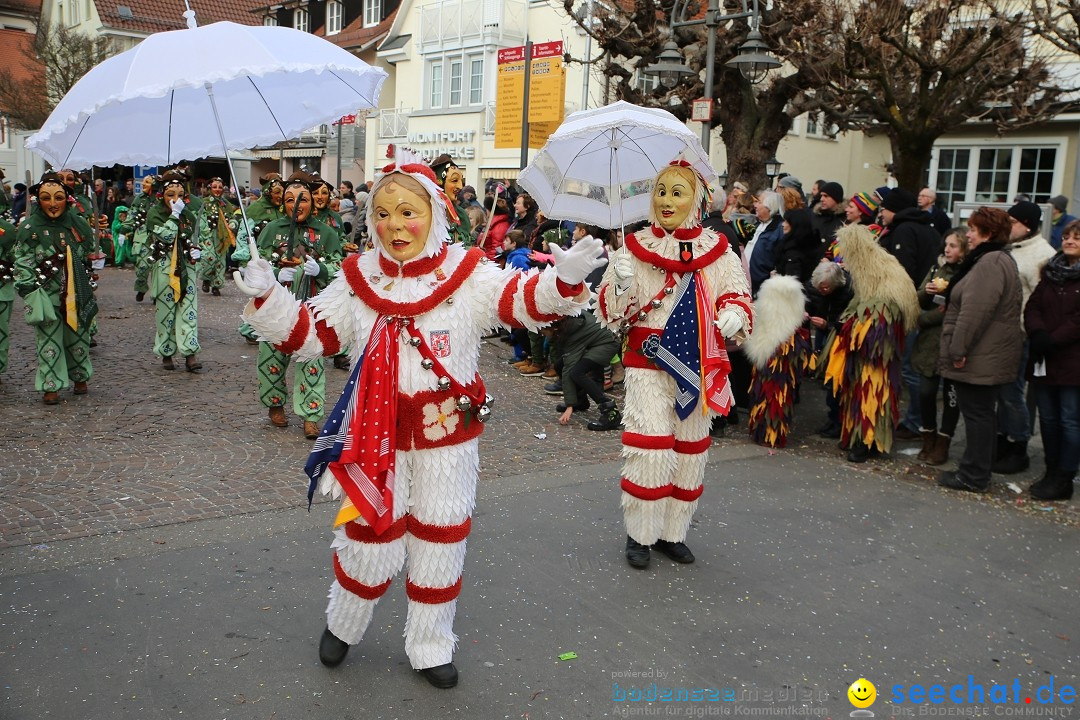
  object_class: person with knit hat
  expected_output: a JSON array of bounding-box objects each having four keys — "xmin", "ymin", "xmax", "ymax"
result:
[
  {"xmin": 1048, "ymin": 195, "xmax": 1077, "ymax": 249},
  {"xmin": 234, "ymin": 148, "xmax": 604, "ymax": 688},
  {"xmin": 845, "ymin": 192, "xmax": 880, "ymax": 227},
  {"xmin": 812, "ymin": 181, "xmax": 846, "ymax": 247},
  {"xmin": 990, "ymin": 200, "xmax": 1056, "ymax": 475}
]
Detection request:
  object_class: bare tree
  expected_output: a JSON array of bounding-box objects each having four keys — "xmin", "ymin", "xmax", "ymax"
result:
[
  {"xmin": 1026, "ymin": 0, "xmax": 1080, "ymax": 55},
  {"xmin": 561, "ymin": 0, "xmax": 834, "ymax": 191},
  {"xmin": 0, "ymin": 15, "xmax": 114, "ymax": 130},
  {"xmin": 808, "ymin": 0, "xmax": 1068, "ymax": 189}
]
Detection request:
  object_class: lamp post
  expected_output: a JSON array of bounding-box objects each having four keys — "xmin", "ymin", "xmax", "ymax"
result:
[
  {"xmin": 764, "ymin": 155, "xmax": 782, "ymax": 182},
  {"xmin": 648, "ymin": 0, "xmax": 781, "ymax": 154}
]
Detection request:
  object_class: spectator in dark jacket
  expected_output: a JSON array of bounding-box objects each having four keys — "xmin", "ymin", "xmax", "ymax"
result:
[
  {"xmin": 702, "ymin": 188, "xmax": 741, "ymax": 258},
  {"xmin": 811, "ymin": 181, "xmax": 846, "ymax": 248},
  {"xmin": 546, "ymin": 310, "xmax": 621, "ymax": 431},
  {"xmin": 917, "ymin": 188, "xmax": 952, "ymax": 236},
  {"xmin": 878, "ymin": 188, "xmax": 942, "ymax": 286},
  {"xmin": 777, "ymin": 208, "xmax": 820, "ymax": 283},
  {"xmin": 746, "ymin": 190, "xmax": 786, "ymax": 296},
  {"xmin": 1024, "ymin": 219, "xmax": 1080, "ymax": 501},
  {"xmin": 805, "ymin": 260, "xmax": 854, "ymax": 437}
]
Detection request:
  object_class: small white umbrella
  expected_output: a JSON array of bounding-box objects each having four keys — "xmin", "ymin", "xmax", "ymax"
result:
[
  {"xmin": 517, "ymin": 100, "xmax": 716, "ymax": 229},
  {"xmin": 26, "ymin": 8, "xmax": 387, "ymax": 230}
]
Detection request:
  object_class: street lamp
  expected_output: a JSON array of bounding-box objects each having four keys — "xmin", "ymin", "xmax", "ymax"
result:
[
  {"xmin": 764, "ymin": 156, "xmax": 782, "ymax": 180},
  {"xmin": 649, "ymin": 0, "xmax": 780, "ymax": 154},
  {"xmin": 717, "ymin": 168, "xmax": 729, "ymax": 188},
  {"xmin": 644, "ymin": 41, "xmax": 696, "ymax": 90}
]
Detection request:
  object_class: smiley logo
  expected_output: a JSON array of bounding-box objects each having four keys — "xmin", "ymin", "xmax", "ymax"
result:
[{"xmin": 848, "ymin": 678, "xmax": 876, "ymax": 709}]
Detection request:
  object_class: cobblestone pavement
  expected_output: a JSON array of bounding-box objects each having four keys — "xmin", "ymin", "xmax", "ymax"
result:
[{"xmin": 2, "ymin": 266, "xmax": 1075, "ymax": 550}]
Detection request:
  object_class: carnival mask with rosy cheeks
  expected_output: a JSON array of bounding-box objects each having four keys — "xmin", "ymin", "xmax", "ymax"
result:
[
  {"xmin": 59, "ymin": 170, "xmax": 77, "ymax": 190},
  {"xmin": 652, "ymin": 166, "xmax": 696, "ymax": 232},
  {"xmin": 269, "ymin": 184, "xmax": 284, "ymax": 208},
  {"xmin": 283, "ymin": 186, "xmax": 313, "ymax": 223},
  {"xmin": 38, "ymin": 183, "xmax": 68, "ymax": 220},
  {"xmin": 210, "ymin": 180, "xmax": 224, "ymax": 198},
  {"xmin": 312, "ymin": 184, "xmax": 330, "ymax": 210},
  {"xmin": 442, "ymin": 167, "xmax": 464, "ymax": 200},
  {"xmin": 161, "ymin": 183, "xmax": 186, "ymax": 209},
  {"xmin": 373, "ymin": 180, "xmax": 433, "ymax": 263},
  {"xmin": 141, "ymin": 176, "xmax": 155, "ymax": 194}
]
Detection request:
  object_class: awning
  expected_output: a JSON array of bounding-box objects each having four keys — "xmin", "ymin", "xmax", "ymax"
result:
[
  {"xmin": 252, "ymin": 147, "xmax": 326, "ymax": 159},
  {"xmin": 478, "ymin": 168, "xmax": 521, "ymax": 180}
]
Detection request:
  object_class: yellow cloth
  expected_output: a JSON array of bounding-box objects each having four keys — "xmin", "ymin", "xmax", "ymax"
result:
[
  {"xmin": 335, "ymin": 498, "xmax": 360, "ymax": 528},
  {"xmin": 218, "ymin": 204, "xmax": 236, "ymax": 250},
  {"xmin": 64, "ymin": 251, "xmax": 78, "ymax": 331},
  {"xmin": 168, "ymin": 241, "xmax": 181, "ymax": 300}
]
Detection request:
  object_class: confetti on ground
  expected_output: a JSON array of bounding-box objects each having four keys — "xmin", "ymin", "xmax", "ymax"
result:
[
  {"xmin": 1006, "ymin": 483, "xmax": 1022, "ymax": 494},
  {"xmin": 558, "ymin": 652, "xmax": 577, "ymax": 661},
  {"xmin": 534, "ymin": 432, "xmax": 547, "ymax": 440}
]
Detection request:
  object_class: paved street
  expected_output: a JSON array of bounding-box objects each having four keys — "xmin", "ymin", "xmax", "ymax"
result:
[{"xmin": 1, "ymin": 267, "xmax": 1078, "ymax": 719}]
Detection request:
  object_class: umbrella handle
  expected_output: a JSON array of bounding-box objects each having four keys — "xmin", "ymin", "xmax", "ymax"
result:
[
  {"xmin": 204, "ymin": 82, "xmax": 253, "ymax": 248},
  {"xmin": 476, "ymin": 184, "xmax": 501, "ymax": 251}
]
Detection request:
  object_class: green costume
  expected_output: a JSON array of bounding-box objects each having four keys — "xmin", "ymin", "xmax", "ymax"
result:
[
  {"xmin": 122, "ymin": 193, "xmax": 155, "ymax": 295},
  {"xmin": 0, "ymin": 217, "xmax": 16, "ymax": 378},
  {"xmin": 140, "ymin": 202, "xmax": 201, "ymax": 359},
  {"xmin": 198, "ymin": 194, "xmax": 240, "ymax": 291},
  {"xmin": 234, "ymin": 180, "xmax": 284, "ymax": 341},
  {"xmin": 255, "ymin": 215, "xmax": 342, "ymax": 421},
  {"xmin": 13, "ymin": 203, "xmax": 97, "ymax": 392},
  {"xmin": 111, "ymin": 206, "xmax": 131, "ymax": 266}
]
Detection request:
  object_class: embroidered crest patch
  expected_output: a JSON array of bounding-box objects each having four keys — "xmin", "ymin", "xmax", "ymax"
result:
[{"xmin": 430, "ymin": 330, "xmax": 451, "ymax": 358}]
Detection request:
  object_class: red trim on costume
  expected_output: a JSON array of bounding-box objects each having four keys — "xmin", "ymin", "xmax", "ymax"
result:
[
  {"xmin": 342, "ymin": 249, "xmax": 483, "ymax": 317},
  {"xmin": 674, "ymin": 437, "xmax": 712, "ymax": 454},
  {"xmin": 555, "ymin": 277, "xmax": 584, "ymax": 298},
  {"xmin": 406, "ymin": 576, "xmax": 463, "ymax": 604},
  {"xmin": 522, "ymin": 273, "xmax": 561, "ymax": 323},
  {"xmin": 344, "ymin": 516, "xmax": 407, "ymax": 543},
  {"xmin": 497, "ymin": 274, "xmax": 524, "ymax": 328},
  {"xmin": 598, "ymin": 285, "xmax": 610, "ymax": 321},
  {"xmin": 408, "ymin": 516, "xmax": 471, "ymax": 544},
  {"xmin": 625, "ymin": 229, "xmax": 727, "ymax": 273},
  {"xmin": 314, "ymin": 316, "xmax": 342, "ymax": 357},
  {"xmin": 254, "ymin": 296, "xmax": 267, "ymax": 310},
  {"xmin": 620, "ymin": 477, "xmax": 673, "ymax": 501},
  {"xmin": 671, "ymin": 484, "xmax": 705, "ymax": 502},
  {"xmin": 650, "ymin": 225, "xmax": 702, "ymax": 241},
  {"xmin": 621, "ymin": 432, "xmax": 676, "ymax": 450},
  {"xmin": 378, "ymin": 244, "xmax": 449, "ymax": 278},
  {"xmin": 394, "ymin": 375, "xmax": 487, "ymax": 451},
  {"xmin": 716, "ymin": 292, "xmax": 754, "ymax": 333},
  {"xmin": 273, "ymin": 307, "xmax": 311, "ymax": 354},
  {"xmin": 333, "ymin": 553, "xmax": 393, "ymax": 599}
]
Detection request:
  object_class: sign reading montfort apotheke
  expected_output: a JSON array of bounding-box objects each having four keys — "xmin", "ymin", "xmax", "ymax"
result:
[{"xmin": 402, "ymin": 130, "xmax": 477, "ymax": 161}]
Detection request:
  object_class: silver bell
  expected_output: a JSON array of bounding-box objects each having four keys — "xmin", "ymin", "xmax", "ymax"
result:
[
  {"xmin": 664, "ymin": 286, "xmax": 674, "ymax": 295},
  {"xmin": 57, "ymin": 253, "xmax": 65, "ymax": 260},
  {"xmin": 446, "ymin": 296, "xmax": 454, "ymax": 305},
  {"xmin": 620, "ymin": 321, "xmax": 631, "ymax": 333},
  {"xmin": 44, "ymin": 260, "xmax": 53, "ymax": 267},
  {"xmin": 409, "ymin": 336, "xmax": 422, "ymax": 347},
  {"xmin": 637, "ymin": 310, "xmax": 648, "ymax": 320},
  {"xmin": 437, "ymin": 376, "xmax": 451, "ymax": 391},
  {"xmin": 650, "ymin": 299, "xmax": 663, "ymax": 309},
  {"xmin": 476, "ymin": 405, "xmax": 492, "ymax": 422},
  {"xmin": 456, "ymin": 395, "xmax": 472, "ymax": 412},
  {"xmin": 484, "ymin": 393, "xmax": 495, "ymax": 407},
  {"xmin": 399, "ymin": 317, "xmax": 411, "ymax": 327},
  {"xmin": 421, "ymin": 358, "xmax": 434, "ymax": 370}
]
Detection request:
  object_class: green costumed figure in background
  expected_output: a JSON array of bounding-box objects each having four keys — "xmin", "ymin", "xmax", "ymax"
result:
[
  {"xmin": 254, "ymin": 173, "xmax": 342, "ymax": 439},
  {"xmin": 123, "ymin": 175, "xmax": 157, "ymax": 301},
  {"xmin": 139, "ymin": 171, "xmax": 203, "ymax": 372},
  {"xmin": 233, "ymin": 174, "xmax": 285, "ymax": 343},
  {"xmin": 13, "ymin": 172, "xmax": 98, "ymax": 404},
  {"xmin": 198, "ymin": 176, "xmax": 240, "ymax": 296},
  {"xmin": 111, "ymin": 205, "xmax": 131, "ymax": 267},
  {"xmin": 0, "ymin": 215, "xmax": 16, "ymax": 384},
  {"xmin": 429, "ymin": 154, "xmax": 472, "ymax": 246},
  {"xmin": 309, "ymin": 175, "xmax": 351, "ymax": 370}
]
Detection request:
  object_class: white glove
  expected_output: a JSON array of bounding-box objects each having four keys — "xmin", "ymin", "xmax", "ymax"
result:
[
  {"xmin": 277, "ymin": 266, "xmax": 296, "ymax": 283},
  {"xmin": 303, "ymin": 257, "xmax": 320, "ymax": 277},
  {"xmin": 612, "ymin": 252, "xmax": 634, "ymax": 294},
  {"xmin": 170, "ymin": 198, "xmax": 186, "ymax": 218},
  {"xmin": 189, "ymin": 248, "xmax": 201, "ymax": 261},
  {"xmin": 232, "ymin": 239, "xmax": 279, "ymax": 298},
  {"xmin": 116, "ymin": 234, "xmax": 126, "ymax": 247},
  {"xmin": 714, "ymin": 309, "xmax": 743, "ymax": 339},
  {"xmin": 550, "ymin": 236, "xmax": 606, "ymax": 287}
]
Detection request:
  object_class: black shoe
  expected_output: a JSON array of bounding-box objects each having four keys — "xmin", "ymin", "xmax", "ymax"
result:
[
  {"xmin": 418, "ymin": 662, "xmax": 458, "ymax": 689},
  {"xmin": 727, "ymin": 407, "xmax": 740, "ymax": 427},
  {"xmin": 938, "ymin": 470, "xmax": 988, "ymax": 494},
  {"xmin": 1030, "ymin": 469, "xmax": 1075, "ymax": 501},
  {"xmin": 992, "ymin": 440, "xmax": 1030, "ymax": 475},
  {"xmin": 333, "ymin": 355, "xmax": 350, "ymax": 371},
  {"xmin": 817, "ymin": 421, "xmax": 841, "ymax": 439},
  {"xmin": 894, "ymin": 424, "xmax": 920, "ymax": 440},
  {"xmin": 202, "ymin": 280, "xmax": 210, "ymax": 293},
  {"xmin": 652, "ymin": 539, "xmax": 695, "ymax": 564},
  {"xmin": 211, "ymin": 287, "xmax": 221, "ymax": 296},
  {"xmin": 625, "ymin": 536, "xmax": 650, "ymax": 569},
  {"xmin": 135, "ymin": 291, "xmax": 145, "ymax": 302},
  {"xmin": 318, "ymin": 627, "xmax": 349, "ymax": 667},
  {"xmin": 587, "ymin": 401, "xmax": 621, "ymax": 431},
  {"xmin": 847, "ymin": 444, "xmax": 870, "ymax": 463},
  {"xmin": 555, "ymin": 402, "xmax": 588, "ymax": 413}
]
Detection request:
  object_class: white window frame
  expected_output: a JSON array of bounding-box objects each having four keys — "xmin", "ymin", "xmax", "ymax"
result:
[
  {"xmin": 326, "ymin": 1, "xmax": 342, "ymax": 34},
  {"xmin": 429, "ymin": 61, "xmax": 444, "ymax": 108},
  {"xmin": 264, "ymin": 15, "xmax": 278, "ymax": 26},
  {"xmin": 364, "ymin": 0, "xmax": 382, "ymax": 28},
  {"xmin": 449, "ymin": 59, "xmax": 463, "ymax": 107},
  {"xmin": 68, "ymin": 0, "xmax": 81, "ymax": 26},
  {"xmin": 293, "ymin": 8, "xmax": 308, "ymax": 32},
  {"xmin": 928, "ymin": 136, "xmax": 1067, "ymax": 212},
  {"xmin": 469, "ymin": 57, "xmax": 484, "ymax": 105}
]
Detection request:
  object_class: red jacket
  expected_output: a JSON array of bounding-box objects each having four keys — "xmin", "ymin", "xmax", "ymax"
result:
[
  {"xmin": 1025, "ymin": 265, "xmax": 1080, "ymax": 386},
  {"xmin": 483, "ymin": 214, "xmax": 510, "ymax": 261}
]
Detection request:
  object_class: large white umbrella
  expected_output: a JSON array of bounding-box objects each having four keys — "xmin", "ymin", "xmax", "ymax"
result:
[
  {"xmin": 517, "ymin": 100, "xmax": 716, "ymax": 229},
  {"xmin": 26, "ymin": 14, "xmax": 387, "ymax": 170}
]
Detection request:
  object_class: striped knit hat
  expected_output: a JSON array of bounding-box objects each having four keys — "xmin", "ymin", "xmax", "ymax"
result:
[{"xmin": 850, "ymin": 191, "xmax": 879, "ymax": 219}]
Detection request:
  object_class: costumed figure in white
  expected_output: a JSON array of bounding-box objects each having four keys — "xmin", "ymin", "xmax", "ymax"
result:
[
  {"xmin": 234, "ymin": 149, "xmax": 605, "ymax": 688},
  {"xmin": 595, "ymin": 159, "xmax": 753, "ymax": 569}
]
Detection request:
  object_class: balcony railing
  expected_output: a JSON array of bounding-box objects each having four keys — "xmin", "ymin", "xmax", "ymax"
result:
[{"xmin": 419, "ymin": 0, "xmax": 526, "ymax": 51}]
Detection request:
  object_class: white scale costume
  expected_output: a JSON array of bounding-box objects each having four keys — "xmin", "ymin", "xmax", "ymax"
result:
[{"xmin": 239, "ymin": 156, "xmax": 598, "ymax": 674}]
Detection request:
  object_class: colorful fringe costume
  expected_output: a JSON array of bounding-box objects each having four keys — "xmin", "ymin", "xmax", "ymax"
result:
[
  {"xmin": 744, "ymin": 274, "xmax": 815, "ymax": 448},
  {"xmin": 822, "ymin": 225, "xmax": 918, "ymax": 454}
]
